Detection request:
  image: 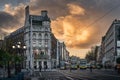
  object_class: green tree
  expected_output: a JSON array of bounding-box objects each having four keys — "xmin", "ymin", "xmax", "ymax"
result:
[
  {"xmin": 0, "ymin": 49, "xmax": 12, "ymax": 66},
  {"xmin": 0, "ymin": 49, "xmax": 12, "ymax": 77},
  {"xmin": 85, "ymin": 46, "xmax": 99, "ymax": 62},
  {"xmin": 14, "ymin": 55, "xmax": 24, "ymax": 74},
  {"xmin": 0, "ymin": 49, "xmax": 24, "ymax": 77}
]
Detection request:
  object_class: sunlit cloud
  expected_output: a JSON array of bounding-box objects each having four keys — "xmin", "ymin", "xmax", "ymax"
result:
[
  {"xmin": 76, "ymin": 30, "xmax": 89, "ymax": 41},
  {"xmin": 0, "ymin": 0, "xmax": 120, "ymax": 58},
  {"xmin": 51, "ymin": 15, "xmax": 92, "ymax": 49},
  {"xmin": 1, "ymin": 28, "xmax": 16, "ymax": 33},
  {"xmin": 67, "ymin": 4, "xmax": 85, "ymax": 15}
]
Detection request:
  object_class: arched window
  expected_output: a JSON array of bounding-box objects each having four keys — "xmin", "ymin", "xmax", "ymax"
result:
[
  {"xmin": 39, "ymin": 40, "xmax": 42, "ymax": 47},
  {"xmin": 45, "ymin": 27, "xmax": 48, "ymax": 31},
  {"xmin": 38, "ymin": 33, "xmax": 42, "ymax": 39},
  {"xmin": 45, "ymin": 33, "xmax": 48, "ymax": 39},
  {"xmin": 33, "ymin": 33, "xmax": 36, "ymax": 39}
]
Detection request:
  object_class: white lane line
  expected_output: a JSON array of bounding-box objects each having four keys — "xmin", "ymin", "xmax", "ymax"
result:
[
  {"xmin": 66, "ymin": 76, "xmax": 74, "ymax": 80},
  {"xmin": 39, "ymin": 72, "xmax": 42, "ymax": 77}
]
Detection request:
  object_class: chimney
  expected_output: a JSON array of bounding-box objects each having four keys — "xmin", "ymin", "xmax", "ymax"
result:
[
  {"xmin": 41, "ymin": 10, "xmax": 48, "ymax": 17},
  {"xmin": 25, "ymin": 6, "xmax": 29, "ymax": 18},
  {"xmin": 24, "ymin": 5, "xmax": 29, "ymax": 26}
]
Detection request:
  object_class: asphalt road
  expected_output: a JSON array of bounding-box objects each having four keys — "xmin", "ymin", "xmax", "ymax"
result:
[
  {"xmin": 59, "ymin": 69, "xmax": 120, "ymax": 80},
  {"xmin": 32, "ymin": 71, "xmax": 71, "ymax": 80},
  {"xmin": 31, "ymin": 69, "xmax": 120, "ymax": 80}
]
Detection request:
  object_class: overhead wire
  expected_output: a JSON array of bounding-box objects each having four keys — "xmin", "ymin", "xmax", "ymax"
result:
[{"xmin": 79, "ymin": 4, "xmax": 120, "ymax": 32}]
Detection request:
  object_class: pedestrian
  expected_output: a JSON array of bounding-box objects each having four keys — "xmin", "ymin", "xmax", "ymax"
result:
[
  {"xmin": 90, "ymin": 65, "xmax": 93, "ymax": 72},
  {"xmin": 70, "ymin": 66, "xmax": 71, "ymax": 72},
  {"xmin": 44, "ymin": 64, "xmax": 48, "ymax": 71},
  {"xmin": 39, "ymin": 65, "xmax": 42, "ymax": 72}
]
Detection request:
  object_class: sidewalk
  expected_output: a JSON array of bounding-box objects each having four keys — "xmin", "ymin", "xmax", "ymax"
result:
[
  {"xmin": 34, "ymin": 68, "xmax": 58, "ymax": 72},
  {"xmin": 24, "ymin": 69, "xmax": 58, "ymax": 80}
]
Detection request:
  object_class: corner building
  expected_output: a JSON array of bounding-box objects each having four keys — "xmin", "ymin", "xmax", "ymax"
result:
[
  {"xmin": 24, "ymin": 6, "xmax": 52, "ymax": 69},
  {"xmin": 5, "ymin": 6, "xmax": 69, "ymax": 70}
]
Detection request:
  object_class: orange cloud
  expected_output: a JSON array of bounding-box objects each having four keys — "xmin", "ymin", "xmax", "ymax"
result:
[
  {"xmin": 1, "ymin": 1, "xmax": 110, "ymax": 58},
  {"xmin": 68, "ymin": 48, "xmax": 91, "ymax": 58},
  {"xmin": 51, "ymin": 10, "xmax": 92, "ymax": 49},
  {"xmin": 1, "ymin": 28, "xmax": 17, "ymax": 33},
  {"xmin": 67, "ymin": 4, "xmax": 85, "ymax": 15}
]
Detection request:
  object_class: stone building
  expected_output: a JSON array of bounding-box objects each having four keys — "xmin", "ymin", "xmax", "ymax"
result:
[
  {"xmin": 4, "ymin": 6, "xmax": 69, "ymax": 70},
  {"xmin": 101, "ymin": 19, "xmax": 120, "ymax": 67}
]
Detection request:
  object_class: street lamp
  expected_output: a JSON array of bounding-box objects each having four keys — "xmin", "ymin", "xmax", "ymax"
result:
[{"xmin": 12, "ymin": 42, "xmax": 26, "ymax": 74}]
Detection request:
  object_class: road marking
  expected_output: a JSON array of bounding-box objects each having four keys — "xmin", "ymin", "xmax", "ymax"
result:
[
  {"xmin": 66, "ymin": 76, "xmax": 74, "ymax": 80},
  {"xmin": 94, "ymin": 71, "xmax": 120, "ymax": 77},
  {"xmin": 60, "ymin": 70, "xmax": 98, "ymax": 80},
  {"xmin": 39, "ymin": 72, "xmax": 42, "ymax": 77}
]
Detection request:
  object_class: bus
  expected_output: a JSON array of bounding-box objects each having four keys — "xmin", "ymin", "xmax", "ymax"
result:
[
  {"xmin": 79, "ymin": 59, "xmax": 87, "ymax": 69},
  {"xmin": 60, "ymin": 61, "xmax": 70, "ymax": 70},
  {"xmin": 60, "ymin": 61, "xmax": 65, "ymax": 70},
  {"xmin": 70, "ymin": 60, "xmax": 78, "ymax": 70}
]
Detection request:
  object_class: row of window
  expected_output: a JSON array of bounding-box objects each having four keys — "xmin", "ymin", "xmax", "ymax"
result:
[
  {"xmin": 33, "ymin": 26, "xmax": 49, "ymax": 30},
  {"xmin": 33, "ymin": 33, "xmax": 48, "ymax": 38},
  {"xmin": 33, "ymin": 41, "xmax": 48, "ymax": 45}
]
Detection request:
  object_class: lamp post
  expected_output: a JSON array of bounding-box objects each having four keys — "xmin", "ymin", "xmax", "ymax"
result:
[
  {"xmin": 12, "ymin": 42, "xmax": 26, "ymax": 74},
  {"xmin": 23, "ymin": 45, "xmax": 27, "ymax": 69}
]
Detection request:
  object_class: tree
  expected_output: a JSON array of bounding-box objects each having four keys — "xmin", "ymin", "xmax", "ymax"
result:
[
  {"xmin": 0, "ymin": 49, "xmax": 23, "ymax": 77},
  {"xmin": 0, "ymin": 49, "xmax": 12, "ymax": 78},
  {"xmin": 14, "ymin": 55, "xmax": 24, "ymax": 74},
  {"xmin": 85, "ymin": 46, "xmax": 99, "ymax": 62},
  {"xmin": 85, "ymin": 51, "xmax": 94, "ymax": 62}
]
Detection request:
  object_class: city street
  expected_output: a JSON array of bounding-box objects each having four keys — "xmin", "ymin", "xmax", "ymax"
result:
[
  {"xmin": 30, "ymin": 69, "xmax": 120, "ymax": 80},
  {"xmin": 59, "ymin": 69, "xmax": 120, "ymax": 80},
  {"xmin": 1, "ymin": 1, "xmax": 120, "ymax": 80},
  {"xmin": 31, "ymin": 70, "xmax": 70, "ymax": 80}
]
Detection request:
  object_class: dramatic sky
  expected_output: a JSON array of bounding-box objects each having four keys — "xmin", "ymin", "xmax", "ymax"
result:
[{"xmin": 0, "ymin": 0, "xmax": 120, "ymax": 58}]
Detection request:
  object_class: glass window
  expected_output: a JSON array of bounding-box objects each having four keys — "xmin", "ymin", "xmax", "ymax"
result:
[
  {"xmin": 45, "ymin": 27, "xmax": 48, "ymax": 31},
  {"xmin": 117, "ymin": 49, "xmax": 120, "ymax": 56},
  {"xmin": 45, "ymin": 33, "xmax": 48, "ymax": 39},
  {"xmin": 117, "ymin": 27, "xmax": 120, "ymax": 40},
  {"xmin": 32, "ymin": 20, "xmax": 42, "ymax": 26},
  {"xmin": 33, "ymin": 33, "xmax": 36, "ymax": 39},
  {"xmin": 39, "ymin": 33, "xmax": 42, "ymax": 39}
]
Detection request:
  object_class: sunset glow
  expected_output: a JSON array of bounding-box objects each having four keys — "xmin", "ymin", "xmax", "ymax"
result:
[
  {"xmin": 67, "ymin": 4, "xmax": 85, "ymax": 15},
  {"xmin": 0, "ymin": 0, "xmax": 119, "ymax": 58}
]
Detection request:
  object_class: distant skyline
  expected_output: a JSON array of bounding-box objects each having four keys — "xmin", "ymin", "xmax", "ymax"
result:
[{"xmin": 0, "ymin": 0, "xmax": 120, "ymax": 58}]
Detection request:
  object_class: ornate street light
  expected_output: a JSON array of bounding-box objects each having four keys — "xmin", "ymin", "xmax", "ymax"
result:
[
  {"xmin": 12, "ymin": 45, "xmax": 15, "ymax": 49},
  {"xmin": 12, "ymin": 42, "xmax": 26, "ymax": 74}
]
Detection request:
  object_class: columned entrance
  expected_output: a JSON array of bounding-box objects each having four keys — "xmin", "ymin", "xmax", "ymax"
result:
[{"xmin": 33, "ymin": 60, "xmax": 51, "ymax": 70}]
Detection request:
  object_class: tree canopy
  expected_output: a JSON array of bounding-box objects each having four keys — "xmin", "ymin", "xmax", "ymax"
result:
[
  {"xmin": 85, "ymin": 46, "xmax": 99, "ymax": 62},
  {"xmin": 0, "ymin": 49, "xmax": 23, "ymax": 66},
  {"xmin": 0, "ymin": 49, "xmax": 12, "ymax": 66}
]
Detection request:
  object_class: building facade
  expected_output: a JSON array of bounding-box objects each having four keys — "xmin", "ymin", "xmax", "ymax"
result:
[
  {"xmin": 4, "ymin": 6, "xmax": 69, "ymax": 70},
  {"xmin": 51, "ymin": 33, "xmax": 57, "ymax": 68},
  {"xmin": 24, "ymin": 6, "xmax": 53, "ymax": 69},
  {"xmin": 101, "ymin": 19, "xmax": 120, "ymax": 67},
  {"xmin": 96, "ymin": 46, "xmax": 101, "ymax": 63}
]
